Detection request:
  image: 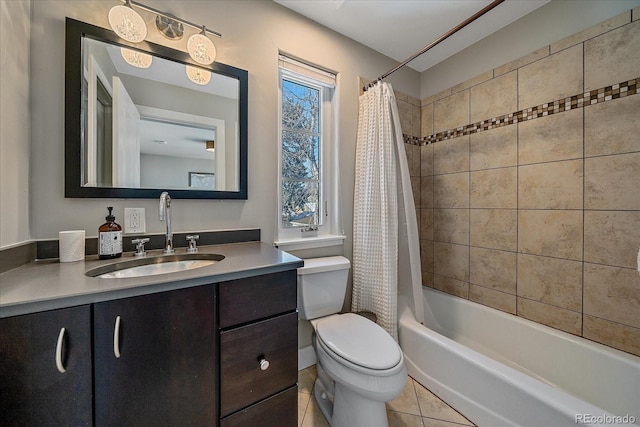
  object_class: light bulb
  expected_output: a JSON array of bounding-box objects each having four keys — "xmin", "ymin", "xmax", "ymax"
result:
[
  {"xmin": 186, "ymin": 65, "xmax": 212, "ymax": 85},
  {"xmin": 187, "ymin": 28, "xmax": 216, "ymax": 65},
  {"xmin": 108, "ymin": 1, "xmax": 147, "ymax": 43}
]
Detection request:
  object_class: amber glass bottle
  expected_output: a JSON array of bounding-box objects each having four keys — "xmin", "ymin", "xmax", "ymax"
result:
[{"xmin": 98, "ymin": 207, "xmax": 123, "ymax": 259}]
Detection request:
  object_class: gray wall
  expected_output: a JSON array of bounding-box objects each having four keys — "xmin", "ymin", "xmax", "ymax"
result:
[
  {"xmin": 0, "ymin": 0, "xmax": 31, "ymax": 247},
  {"xmin": 140, "ymin": 154, "xmax": 213, "ymax": 190},
  {"xmin": 16, "ymin": 0, "xmax": 419, "ymax": 251}
]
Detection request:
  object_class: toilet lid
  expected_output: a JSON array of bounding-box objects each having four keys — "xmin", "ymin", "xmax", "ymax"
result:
[{"xmin": 315, "ymin": 313, "xmax": 401, "ymax": 370}]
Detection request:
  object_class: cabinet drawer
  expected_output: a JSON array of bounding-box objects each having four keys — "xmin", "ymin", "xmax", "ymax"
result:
[
  {"xmin": 220, "ymin": 312, "xmax": 297, "ymax": 417},
  {"xmin": 218, "ymin": 270, "xmax": 297, "ymax": 328},
  {"xmin": 220, "ymin": 385, "xmax": 297, "ymax": 427}
]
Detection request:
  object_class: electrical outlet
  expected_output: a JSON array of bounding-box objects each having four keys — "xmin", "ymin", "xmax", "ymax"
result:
[{"xmin": 124, "ymin": 208, "xmax": 146, "ymax": 234}]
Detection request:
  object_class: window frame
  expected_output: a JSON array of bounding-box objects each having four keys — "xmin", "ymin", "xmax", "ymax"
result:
[{"xmin": 276, "ymin": 59, "xmax": 344, "ymax": 248}]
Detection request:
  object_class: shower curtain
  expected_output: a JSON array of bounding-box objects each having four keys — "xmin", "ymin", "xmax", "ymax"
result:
[{"xmin": 352, "ymin": 82, "xmax": 424, "ymax": 340}]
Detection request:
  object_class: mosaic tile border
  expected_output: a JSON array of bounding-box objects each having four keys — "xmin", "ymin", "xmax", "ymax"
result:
[{"xmin": 404, "ymin": 77, "xmax": 638, "ymax": 145}]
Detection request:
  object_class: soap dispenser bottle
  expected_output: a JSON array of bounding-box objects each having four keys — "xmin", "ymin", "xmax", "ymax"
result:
[{"xmin": 98, "ymin": 207, "xmax": 123, "ymax": 259}]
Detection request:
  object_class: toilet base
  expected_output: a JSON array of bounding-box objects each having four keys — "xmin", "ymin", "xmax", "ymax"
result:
[
  {"xmin": 331, "ymin": 382, "xmax": 389, "ymax": 427},
  {"xmin": 313, "ymin": 360, "xmax": 334, "ymax": 423},
  {"xmin": 313, "ymin": 361, "xmax": 389, "ymax": 427},
  {"xmin": 314, "ymin": 379, "xmax": 389, "ymax": 427},
  {"xmin": 313, "ymin": 377, "xmax": 333, "ymax": 423}
]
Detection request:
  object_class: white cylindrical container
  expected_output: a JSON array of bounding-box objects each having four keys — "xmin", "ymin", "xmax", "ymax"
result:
[{"xmin": 59, "ymin": 230, "xmax": 85, "ymax": 262}]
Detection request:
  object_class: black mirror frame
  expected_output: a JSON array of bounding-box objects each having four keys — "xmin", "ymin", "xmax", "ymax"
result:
[{"xmin": 65, "ymin": 18, "xmax": 248, "ymax": 199}]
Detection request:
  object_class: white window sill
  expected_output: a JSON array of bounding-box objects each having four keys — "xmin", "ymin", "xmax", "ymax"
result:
[{"xmin": 274, "ymin": 234, "xmax": 345, "ymax": 251}]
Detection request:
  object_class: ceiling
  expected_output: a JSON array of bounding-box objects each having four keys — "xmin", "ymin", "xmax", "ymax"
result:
[{"xmin": 274, "ymin": 0, "xmax": 550, "ymax": 73}]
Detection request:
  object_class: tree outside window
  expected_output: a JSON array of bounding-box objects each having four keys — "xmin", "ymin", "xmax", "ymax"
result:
[{"xmin": 281, "ymin": 79, "xmax": 322, "ymax": 228}]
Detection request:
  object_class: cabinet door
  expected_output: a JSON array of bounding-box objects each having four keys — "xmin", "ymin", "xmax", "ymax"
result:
[
  {"xmin": 0, "ymin": 305, "xmax": 92, "ymax": 426},
  {"xmin": 93, "ymin": 285, "xmax": 216, "ymax": 426}
]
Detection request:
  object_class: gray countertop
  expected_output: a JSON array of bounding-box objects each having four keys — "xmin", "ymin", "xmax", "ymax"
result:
[{"xmin": 0, "ymin": 242, "xmax": 303, "ymax": 318}]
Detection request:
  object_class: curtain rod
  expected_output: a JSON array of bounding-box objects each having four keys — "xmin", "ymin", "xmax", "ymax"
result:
[{"xmin": 364, "ymin": 0, "xmax": 505, "ymax": 92}]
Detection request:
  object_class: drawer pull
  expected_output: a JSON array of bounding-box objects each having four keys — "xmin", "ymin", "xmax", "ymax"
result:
[
  {"xmin": 258, "ymin": 356, "xmax": 270, "ymax": 371},
  {"xmin": 114, "ymin": 316, "xmax": 121, "ymax": 358},
  {"xmin": 55, "ymin": 327, "xmax": 66, "ymax": 373}
]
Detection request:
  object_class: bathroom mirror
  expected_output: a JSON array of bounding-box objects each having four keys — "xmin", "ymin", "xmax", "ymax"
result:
[{"xmin": 65, "ymin": 18, "xmax": 247, "ymax": 199}]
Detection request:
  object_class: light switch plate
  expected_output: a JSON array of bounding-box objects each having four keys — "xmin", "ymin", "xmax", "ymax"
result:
[{"xmin": 124, "ymin": 208, "xmax": 146, "ymax": 234}]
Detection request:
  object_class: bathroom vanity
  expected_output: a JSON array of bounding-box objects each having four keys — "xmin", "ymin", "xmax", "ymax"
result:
[{"xmin": 0, "ymin": 242, "xmax": 302, "ymax": 426}]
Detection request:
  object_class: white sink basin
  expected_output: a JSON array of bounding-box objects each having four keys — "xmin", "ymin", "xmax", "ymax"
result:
[{"xmin": 86, "ymin": 253, "xmax": 225, "ymax": 279}]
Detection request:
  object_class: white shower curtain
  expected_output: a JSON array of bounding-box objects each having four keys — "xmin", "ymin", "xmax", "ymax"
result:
[{"xmin": 352, "ymin": 82, "xmax": 424, "ymax": 340}]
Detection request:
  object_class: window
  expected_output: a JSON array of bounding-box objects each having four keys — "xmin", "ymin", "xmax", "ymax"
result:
[{"xmin": 276, "ymin": 55, "xmax": 344, "ymax": 249}]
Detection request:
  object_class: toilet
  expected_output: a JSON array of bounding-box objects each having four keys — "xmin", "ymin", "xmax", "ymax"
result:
[{"xmin": 297, "ymin": 256, "xmax": 407, "ymax": 427}]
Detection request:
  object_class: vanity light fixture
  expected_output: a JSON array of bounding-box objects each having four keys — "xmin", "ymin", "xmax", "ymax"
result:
[
  {"xmin": 108, "ymin": 1, "xmax": 221, "ymax": 61},
  {"xmin": 186, "ymin": 65, "xmax": 212, "ymax": 85},
  {"xmin": 187, "ymin": 26, "xmax": 216, "ymax": 65},
  {"xmin": 108, "ymin": 0, "xmax": 147, "ymax": 43},
  {"xmin": 120, "ymin": 47, "xmax": 153, "ymax": 68},
  {"xmin": 156, "ymin": 15, "xmax": 184, "ymax": 40},
  {"xmin": 206, "ymin": 140, "xmax": 215, "ymax": 152}
]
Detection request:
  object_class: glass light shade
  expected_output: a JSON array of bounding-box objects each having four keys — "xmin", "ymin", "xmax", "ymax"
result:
[
  {"xmin": 187, "ymin": 32, "xmax": 216, "ymax": 65},
  {"xmin": 108, "ymin": 3, "xmax": 147, "ymax": 43},
  {"xmin": 186, "ymin": 65, "xmax": 212, "ymax": 85},
  {"xmin": 206, "ymin": 140, "xmax": 215, "ymax": 152},
  {"xmin": 121, "ymin": 48, "xmax": 153, "ymax": 68}
]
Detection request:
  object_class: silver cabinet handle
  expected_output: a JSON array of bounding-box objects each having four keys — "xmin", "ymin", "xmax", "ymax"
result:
[
  {"xmin": 259, "ymin": 357, "xmax": 270, "ymax": 371},
  {"xmin": 114, "ymin": 316, "xmax": 121, "ymax": 358},
  {"xmin": 55, "ymin": 327, "xmax": 66, "ymax": 373}
]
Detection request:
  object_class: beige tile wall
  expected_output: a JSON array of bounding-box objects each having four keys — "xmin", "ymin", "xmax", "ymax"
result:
[{"xmin": 405, "ymin": 11, "xmax": 640, "ymax": 357}]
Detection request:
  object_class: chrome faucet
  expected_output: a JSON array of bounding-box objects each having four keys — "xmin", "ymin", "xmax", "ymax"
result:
[{"xmin": 159, "ymin": 191, "xmax": 174, "ymax": 254}]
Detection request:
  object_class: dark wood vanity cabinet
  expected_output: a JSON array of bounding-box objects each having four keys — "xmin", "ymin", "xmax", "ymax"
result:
[
  {"xmin": 0, "ymin": 268, "xmax": 299, "ymax": 426},
  {"xmin": 219, "ymin": 270, "xmax": 298, "ymax": 426},
  {"xmin": 93, "ymin": 284, "xmax": 217, "ymax": 426},
  {"xmin": 0, "ymin": 305, "xmax": 92, "ymax": 426}
]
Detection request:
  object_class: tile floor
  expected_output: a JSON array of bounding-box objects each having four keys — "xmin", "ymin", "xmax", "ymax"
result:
[{"xmin": 297, "ymin": 365, "xmax": 476, "ymax": 427}]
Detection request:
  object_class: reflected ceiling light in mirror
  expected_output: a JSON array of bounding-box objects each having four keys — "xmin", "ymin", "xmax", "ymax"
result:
[
  {"xmin": 108, "ymin": 0, "xmax": 147, "ymax": 43},
  {"xmin": 206, "ymin": 140, "xmax": 215, "ymax": 152},
  {"xmin": 121, "ymin": 47, "xmax": 153, "ymax": 68},
  {"xmin": 187, "ymin": 27, "xmax": 216, "ymax": 65},
  {"xmin": 186, "ymin": 64, "xmax": 212, "ymax": 85}
]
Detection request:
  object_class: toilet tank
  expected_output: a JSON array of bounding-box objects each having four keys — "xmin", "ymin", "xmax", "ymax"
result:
[{"xmin": 297, "ymin": 256, "xmax": 351, "ymax": 320}]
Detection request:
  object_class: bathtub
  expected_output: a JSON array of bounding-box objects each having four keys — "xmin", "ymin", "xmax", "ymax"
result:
[{"xmin": 398, "ymin": 287, "xmax": 640, "ymax": 427}]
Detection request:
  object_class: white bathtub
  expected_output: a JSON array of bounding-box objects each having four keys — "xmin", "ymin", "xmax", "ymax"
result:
[{"xmin": 398, "ymin": 287, "xmax": 640, "ymax": 427}]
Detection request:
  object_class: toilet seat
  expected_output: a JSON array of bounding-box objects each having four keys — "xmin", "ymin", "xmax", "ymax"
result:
[{"xmin": 315, "ymin": 313, "xmax": 402, "ymax": 371}]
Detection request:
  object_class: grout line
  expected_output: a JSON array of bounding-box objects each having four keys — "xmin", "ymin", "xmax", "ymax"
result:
[
  {"xmin": 299, "ymin": 392, "xmax": 311, "ymax": 427},
  {"xmin": 581, "ymin": 45, "xmax": 586, "ymax": 338},
  {"xmin": 515, "ymin": 97, "xmax": 520, "ymax": 318},
  {"xmin": 409, "ymin": 377, "xmax": 422, "ymax": 418}
]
